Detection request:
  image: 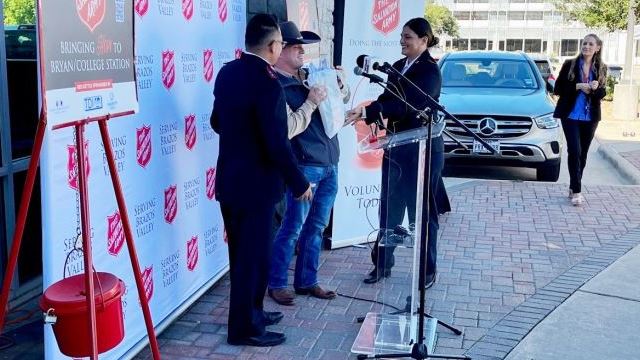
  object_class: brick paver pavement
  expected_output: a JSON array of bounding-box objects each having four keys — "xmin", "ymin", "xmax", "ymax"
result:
[
  {"xmin": 135, "ymin": 181, "xmax": 640, "ymax": 360},
  {"xmin": 621, "ymin": 149, "xmax": 640, "ymax": 173}
]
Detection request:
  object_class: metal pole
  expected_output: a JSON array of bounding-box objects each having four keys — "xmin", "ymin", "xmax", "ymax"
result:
[
  {"xmin": 75, "ymin": 123, "xmax": 99, "ymax": 360},
  {"xmin": 98, "ymin": 119, "xmax": 161, "ymax": 359}
]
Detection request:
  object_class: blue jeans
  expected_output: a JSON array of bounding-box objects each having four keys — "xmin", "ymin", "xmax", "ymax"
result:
[{"xmin": 269, "ymin": 165, "xmax": 338, "ymax": 290}]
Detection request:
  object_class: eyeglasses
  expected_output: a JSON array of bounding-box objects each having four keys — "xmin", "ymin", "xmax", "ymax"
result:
[{"xmin": 271, "ymin": 39, "xmax": 287, "ymax": 47}]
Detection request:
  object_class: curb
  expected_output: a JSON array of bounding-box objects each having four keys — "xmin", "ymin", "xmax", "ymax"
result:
[{"xmin": 597, "ymin": 141, "xmax": 640, "ymax": 185}]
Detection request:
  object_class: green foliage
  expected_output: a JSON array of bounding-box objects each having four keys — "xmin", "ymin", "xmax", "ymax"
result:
[
  {"xmin": 605, "ymin": 75, "xmax": 617, "ymax": 101},
  {"xmin": 425, "ymin": 4, "xmax": 459, "ymax": 38},
  {"xmin": 553, "ymin": 0, "xmax": 640, "ymax": 31},
  {"xmin": 3, "ymin": 0, "xmax": 36, "ymax": 25}
]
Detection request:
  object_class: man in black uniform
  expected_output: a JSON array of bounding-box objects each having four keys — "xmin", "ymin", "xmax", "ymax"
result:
[{"xmin": 210, "ymin": 14, "xmax": 312, "ymax": 347}]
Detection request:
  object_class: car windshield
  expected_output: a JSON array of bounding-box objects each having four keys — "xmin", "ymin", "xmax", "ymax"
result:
[{"xmin": 441, "ymin": 59, "xmax": 539, "ymax": 89}]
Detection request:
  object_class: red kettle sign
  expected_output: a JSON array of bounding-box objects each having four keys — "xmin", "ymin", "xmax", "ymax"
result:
[
  {"xmin": 76, "ymin": 0, "xmax": 106, "ymax": 32},
  {"xmin": 372, "ymin": 0, "xmax": 399, "ymax": 36}
]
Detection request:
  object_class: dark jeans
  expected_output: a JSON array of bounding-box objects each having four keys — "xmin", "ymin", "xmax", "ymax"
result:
[
  {"xmin": 221, "ymin": 201, "xmax": 275, "ymax": 341},
  {"xmin": 371, "ymin": 143, "xmax": 445, "ymax": 276},
  {"xmin": 561, "ymin": 118, "xmax": 599, "ymax": 193},
  {"xmin": 269, "ymin": 165, "xmax": 338, "ymax": 290}
]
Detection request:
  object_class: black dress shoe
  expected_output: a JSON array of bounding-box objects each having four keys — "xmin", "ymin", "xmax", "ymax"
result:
[
  {"xmin": 363, "ymin": 268, "xmax": 391, "ymax": 284},
  {"xmin": 264, "ymin": 311, "xmax": 284, "ymax": 326},
  {"xmin": 227, "ymin": 331, "xmax": 286, "ymax": 347}
]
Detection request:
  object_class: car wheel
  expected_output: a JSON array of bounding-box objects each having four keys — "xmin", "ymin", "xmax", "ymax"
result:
[{"xmin": 536, "ymin": 163, "xmax": 560, "ymax": 182}]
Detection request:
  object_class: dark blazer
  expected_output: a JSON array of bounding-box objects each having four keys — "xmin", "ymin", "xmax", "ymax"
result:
[
  {"xmin": 553, "ymin": 58, "xmax": 607, "ymax": 121},
  {"xmin": 364, "ymin": 50, "xmax": 443, "ymax": 146},
  {"xmin": 211, "ymin": 53, "xmax": 309, "ymax": 206}
]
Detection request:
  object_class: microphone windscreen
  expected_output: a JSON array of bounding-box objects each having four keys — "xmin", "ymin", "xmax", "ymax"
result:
[{"xmin": 356, "ymin": 54, "xmax": 367, "ymax": 68}]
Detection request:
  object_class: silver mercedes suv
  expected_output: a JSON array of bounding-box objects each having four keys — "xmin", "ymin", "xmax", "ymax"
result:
[{"xmin": 438, "ymin": 51, "xmax": 562, "ymax": 182}]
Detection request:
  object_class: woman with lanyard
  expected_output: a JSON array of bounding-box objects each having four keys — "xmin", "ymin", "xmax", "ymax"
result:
[
  {"xmin": 347, "ymin": 17, "xmax": 449, "ymax": 287},
  {"xmin": 553, "ymin": 34, "xmax": 607, "ymax": 206}
]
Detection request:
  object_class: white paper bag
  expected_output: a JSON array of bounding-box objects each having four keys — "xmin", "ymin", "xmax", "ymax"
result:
[{"xmin": 306, "ymin": 68, "xmax": 345, "ymax": 138}]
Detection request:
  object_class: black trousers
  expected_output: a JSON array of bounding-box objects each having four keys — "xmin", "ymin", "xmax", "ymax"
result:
[
  {"xmin": 561, "ymin": 118, "xmax": 599, "ymax": 193},
  {"xmin": 220, "ymin": 201, "xmax": 275, "ymax": 341},
  {"xmin": 371, "ymin": 143, "xmax": 445, "ymax": 276}
]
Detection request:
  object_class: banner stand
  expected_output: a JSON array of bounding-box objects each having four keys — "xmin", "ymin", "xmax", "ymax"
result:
[{"xmin": 0, "ymin": 111, "xmax": 162, "ymax": 360}]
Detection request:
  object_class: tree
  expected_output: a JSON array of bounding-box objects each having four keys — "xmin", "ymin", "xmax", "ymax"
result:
[
  {"xmin": 554, "ymin": 0, "xmax": 640, "ymax": 31},
  {"xmin": 425, "ymin": 4, "xmax": 459, "ymax": 38},
  {"xmin": 3, "ymin": 0, "xmax": 36, "ymax": 25}
]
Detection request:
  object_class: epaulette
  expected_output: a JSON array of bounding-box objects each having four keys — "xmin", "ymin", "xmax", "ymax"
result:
[{"xmin": 266, "ymin": 65, "xmax": 277, "ymax": 79}]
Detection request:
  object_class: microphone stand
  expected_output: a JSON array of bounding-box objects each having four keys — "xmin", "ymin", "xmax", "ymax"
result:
[{"xmin": 353, "ymin": 74, "xmax": 472, "ymax": 360}]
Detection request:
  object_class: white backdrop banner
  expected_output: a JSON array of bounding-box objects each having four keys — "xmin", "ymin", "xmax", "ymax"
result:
[
  {"xmin": 332, "ymin": 0, "xmax": 425, "ymax": 248},
  {"xmin": 40, "ymin": 1, "xmax": 246, "ymax": 358}
]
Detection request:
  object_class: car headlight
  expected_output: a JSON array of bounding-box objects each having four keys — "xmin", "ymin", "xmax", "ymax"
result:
[{"xmin": 534, "ymin": 114, "xmax": 560, "ymax": 129}]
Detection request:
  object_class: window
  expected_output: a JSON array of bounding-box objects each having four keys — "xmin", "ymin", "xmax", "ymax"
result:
[
  {"xmin": 508, "ymin": 11, "xmax": 525, "ymax": 20},
  {"xmin": 524, "ymin": 39, "xmax": 542, "ymax": 53},
  {"xmin": 490, "ymin": 11, "xmax": 508, "ymax": 20},
  {"xmin": 506, "ymin": 39, "xmax": 523, "ymax": 51},
  {"xmin": 488, "ymin": 40, "xmax": 494, "ymax": 50},
  {"xmin": 470, "ymin": 39, "xmax": 487, "ymax": 50},
  {"xmin": 543, "ymin": 41, "xmax": 547, "ymax": 52},
  {"xmin": 471, "ymin": 11, "xmax": 488, "ymax": 20},
  {"xmin": 510, "ymin": 0, "xmax": 526, "ymax": 3},
  {"xmin": 526, "ymin": 11, "xmax": 543, "ymax": 20},
  {"xmin": 454, "ymin": 0, "xmax": 472, "ymax": 3},
  {"xmin": 635, "ymin": 40, "xmax": 640, "ymax": 57},
  {"xmin": 452, "ymin": 39, "xmax": 469, "ymax": 50},
  {"xmin": 561, "ymin": 39, "xmax": 579, "ymax": 56},
  {"xmin": 499, "ymin": 40, "xmax": 505, "ymax": 51},
  {"xmin": 454, "ymin": 11, "xmax": 471, "ymax": 20}
]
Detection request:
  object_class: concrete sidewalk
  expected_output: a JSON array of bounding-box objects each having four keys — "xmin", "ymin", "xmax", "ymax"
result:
[{"xmin": 595, "ymin": 118, "xmax": 640, "ymax": 185}]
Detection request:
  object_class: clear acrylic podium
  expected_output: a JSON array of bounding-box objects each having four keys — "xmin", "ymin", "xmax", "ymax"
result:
[{"xmin": 351, "ymin": 122, "xmax": 445, "ymax": 357}]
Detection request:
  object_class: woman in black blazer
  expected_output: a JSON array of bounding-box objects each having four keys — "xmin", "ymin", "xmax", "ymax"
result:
[
  {"xmin": 347, "ymin": 18, "xmax": 449, "ymax": 286},
  {"xmin": 553, "ymin": 34, "xmax": 607, "ymax": 206}
]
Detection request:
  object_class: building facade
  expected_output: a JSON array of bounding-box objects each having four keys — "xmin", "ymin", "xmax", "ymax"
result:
[{"xmin": 437, "ymin": 0, "xmax": 636, "ymax": 66}]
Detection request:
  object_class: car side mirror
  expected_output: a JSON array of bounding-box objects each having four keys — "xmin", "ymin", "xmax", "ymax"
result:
[{"xmin": 546, "ymin": 79, "xmax": 555, "ymax": 93}]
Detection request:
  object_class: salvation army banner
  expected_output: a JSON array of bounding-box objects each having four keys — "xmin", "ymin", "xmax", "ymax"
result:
[
  {"xmin": 286, "ymin": 0, "xmax": 320, "ymax": 62},
  {"xmin": 40, "ymin": 1, "xmax": 245, "ymax": 358},
  {"xmin": 39, "ymin": 0, "xmax": 138, "ymax": 127},
  {"xmin": 332, "ymin": 0, "xmax": 426, "ymax": 248}
]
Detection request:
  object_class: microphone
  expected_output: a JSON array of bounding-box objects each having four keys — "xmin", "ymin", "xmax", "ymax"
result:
[
  {"xmin": 356, "ymin": 54, "xmax": 380, "ymax": 73},
  {"xmin": 372, "ymin": 61, "xmax": 393, "ymax": 73},
  {"xmin": 353, "ymin": 67, "xmax": 384, "ymax": 83}
]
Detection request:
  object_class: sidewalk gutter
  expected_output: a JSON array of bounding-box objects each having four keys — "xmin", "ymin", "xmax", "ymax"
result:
[{"xmin": 597, "ymin": 141, "xmax": 640, "ymax": 185}]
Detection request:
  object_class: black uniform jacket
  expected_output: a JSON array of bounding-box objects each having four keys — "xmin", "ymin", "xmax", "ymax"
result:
[
  {"xmin": 553, "ymin": 59, "xmax": 607, "ymax": 121},
  {"xmin": 211, "ymin": 53, "xmax": 309, "ymax": 206},
  {"xmin": 364, "ymin": 50, "xmax": 443, "ymax": 151}
]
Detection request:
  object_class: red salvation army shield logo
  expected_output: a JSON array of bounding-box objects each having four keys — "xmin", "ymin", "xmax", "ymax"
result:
[
  {"xmin": 107, "ymin": 211, "xmax": 125, "ymax": 256},
  {"xmin": 67, "ymin": 143, "xmax": 91, "ymax": 190},
  {"xmin": 372, "ymin": 0, "xmax": 400, "ymax": 36},
  {"xmin": 206, "ymin": 168, "xmax": 216, "ymax": 200},
  {"xmin": 203, "ymin": 49, "xmax": 214, "ymax": 82},
  {"xmin": 76, "ymin": 0, "xmax": 106, "ymax": 32},
  {"xmin": 218, "ymin": 0, "xmax": 228, "ymax": 23},
  {"xmin": 142, "ymin": 266, "xmax": 154, "ymax": 302},
  {"xmin": 184, "ymin": 114, "xmax": 197, "ymax": 150},
  {"xmin": 162, "ymin": 50, "xmax": 176, "ymax": 90},
  {"xmin": 187, "ymin": 236, "xmax": 199, "ymax": 271},
  {"xmin": 135, "ymin": 0, "xmax": 149, "ymax": 17},
  {"xmin": 182, "ymin": 0, "xmax": 194, "ymax": 20},
  {"xmin": 164, "ymin": 185, "xmax": 178, "ymax": 224},
  {"xmin": 136, "ymin": 125, "xmax": 152, "ymax": 168}
]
